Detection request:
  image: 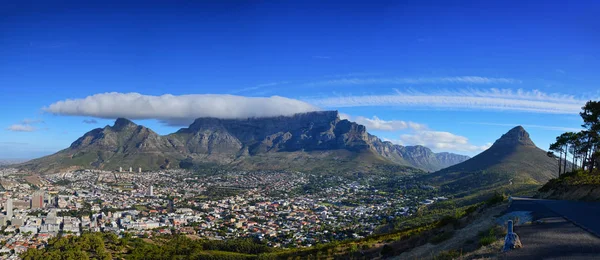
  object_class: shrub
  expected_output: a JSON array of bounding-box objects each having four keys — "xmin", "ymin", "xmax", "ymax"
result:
[
  {"xmin": 485, "ymin": 192, "xmax": 507, "ymax": 206},
  {"xmin": 478, "ymin": 226, "xmax": 502, "ymax": 247}
]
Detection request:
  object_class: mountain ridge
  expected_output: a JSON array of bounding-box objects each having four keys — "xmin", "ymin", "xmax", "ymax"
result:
[
  {"xmin": 423, "ymin": 125, "xmax": 559, "ymax": 202},
  {"xmin": 18, "ymin": 111, "xmax": 469, "ymax": 173}
]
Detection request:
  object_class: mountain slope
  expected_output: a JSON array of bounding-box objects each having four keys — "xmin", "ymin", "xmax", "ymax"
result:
[
  {"xmin": 19, "ymin": 111, "xmax": 468, "ymax": 173},
  {"xmin": 424, "ymin": 126, "xmax": 559, "ymax": 199},
  {"xmin": 20, "ymin": 118, "xmax": 184, "ymax": 172}
]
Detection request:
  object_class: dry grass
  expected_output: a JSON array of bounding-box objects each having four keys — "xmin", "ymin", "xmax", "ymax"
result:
[
  {"xmin": 393, "ymin": 203, "xmax": 507, "ymax": 260},
  {"xmin": 25, "ymin": 175, "xmax": 44, "ymax": 186}
]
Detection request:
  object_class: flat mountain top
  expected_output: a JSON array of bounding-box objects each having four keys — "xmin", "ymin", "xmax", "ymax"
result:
[{"xmin": 18, "ymin": 111, "xmax": 468, "ymax": 174}]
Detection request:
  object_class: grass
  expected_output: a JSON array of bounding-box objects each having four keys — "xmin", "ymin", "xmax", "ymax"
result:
[
  {"xmin": 478, "ymin": 225, "xmax": 505, "ymax": 247},
  {"xmin": 539, "ymin": 169, "xmax": 600, "ymax": 192},
  {"xmin": 479, "ymin": 235, "xmax": 497, "ymax": 247}
]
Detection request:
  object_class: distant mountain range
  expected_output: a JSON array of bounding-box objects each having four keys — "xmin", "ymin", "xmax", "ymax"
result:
[
  {"xmin": 18, "ymin": 111, "xmax": 469, "ymax": 173},
  {"xmin": 424, "ymin": 126, "xmax": 559, "ymax": 201},
  {"xmin": 0, "ymin": 159, "xmax": 28, "ymax": 166}
]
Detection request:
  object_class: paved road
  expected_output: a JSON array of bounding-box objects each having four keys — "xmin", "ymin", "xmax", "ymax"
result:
[
  {"xmin": 503, "ymin": 197, "xmax": 600, "ymax": 259},
  {"xmin": 512, "ymin": 197, "xmax": 600, "ymax": 237}
]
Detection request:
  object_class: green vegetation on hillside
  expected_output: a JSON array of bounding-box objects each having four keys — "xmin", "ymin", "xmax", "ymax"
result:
[
  {"xmin": 21, "ymin": 233, "xmax": 272, "ymax": 260},
  {"xmin": 539, "ymin": 169, "xmax": 600, "ymax": 192},
  {"xmin": 540, "ymin": 100, "xmax": 600, "ymax": 200},
  {"xmin": 548, "ymin": 100, "xmax": 600, "ymax": 176}
]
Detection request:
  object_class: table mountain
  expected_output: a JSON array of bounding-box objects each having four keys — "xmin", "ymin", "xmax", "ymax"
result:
[{"xmin": 19, "ymin": 111, "xmax": 468, "ymax": 173}]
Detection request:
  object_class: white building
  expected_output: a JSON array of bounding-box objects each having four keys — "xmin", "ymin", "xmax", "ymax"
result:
[
  {"xmin": 19, "ymin": 225, "xmax": 38, "ymax": 234},
  {"xmin": 5, "ymin": 198, "xmax": 13, "ymax": 219}
]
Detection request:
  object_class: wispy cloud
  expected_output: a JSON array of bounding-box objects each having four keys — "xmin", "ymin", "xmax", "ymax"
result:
[
  {"xmin": 44, "ymin": 92, "xmax": 320, "ymax": 126},
  {"xmin": 21, "ymin": 118, "xmax": 44, "ymax": 124},
  {"xmin": 7, "ymin": 118, "xmax": 45, "ymax": 132},
  {"xmin": 231, "ymin": 81, "xmax": 290, "ymax": 94},
  {"xmin": 312, "ymin": 56, "xmax": 331, "ymax": 59},
  {"xmin": 340, "ymin": 113, "xmax": 426, "ymax": 131},
  {"xmin": 462, "ymin": 122, "xmax": 582, "ymax": 132},
  {"xmin": 82, "ymin": 119, "xmax": 98, "ymax": 124},
  {"xmin": 305, "ymin": 76, "xmax": 522, "ymax": 87},
  {"xmin": 323, "ymin": 72, "xmax": 381, "ymax": 78},
  {"xmin": 340, "ymin": 113, "xmax": 488, "ymax": 153},
  {"xmin": 7, "ymin": 124, "xmax": 36, "ymax": 132},
  {"xmin": 307, "ymin": 88, "xmax": 586, "ymax": 114},
  {"xmin": 386, "ymin": 131, "xmax": 492, "ymax": 153}
]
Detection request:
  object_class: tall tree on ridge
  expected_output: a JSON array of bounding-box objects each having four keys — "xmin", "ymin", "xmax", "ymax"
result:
[
  {"xmin": 549, "ymin": 141, "xmax": 563, "ymax": 176},
  {"xmin": 580, "ymin": 101, "xmax": 600, "ymax": 173}
]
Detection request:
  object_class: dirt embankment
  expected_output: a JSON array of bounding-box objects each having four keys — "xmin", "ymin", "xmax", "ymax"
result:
[
  {"xmin": 392, "ymin": 204, "xmax": 508, "ymax": 260},
  {"xmin": 539, "ymin": 185, "xmax": 600, "ymax": 201}
]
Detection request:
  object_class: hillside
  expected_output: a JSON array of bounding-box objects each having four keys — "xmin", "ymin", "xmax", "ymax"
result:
[
  {"xmin": 539, "ymin": 169, "xmax": 600, "ymax": 201},
  {"xmin": 18, "ymin": 111, "xmax": 468, "ymax": 173},
  {"xmin": 424, "ymin": 126, "xmax": 559, "ymax": 200}
]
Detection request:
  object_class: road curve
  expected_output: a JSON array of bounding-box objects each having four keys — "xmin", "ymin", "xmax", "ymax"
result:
[
  {"xmin": 513, "ymin": 197, "xmax": 600, "ymax": 237},
  {"xmin": 503, "ymin": 197, "xmax": 600, "ymax": 259}
]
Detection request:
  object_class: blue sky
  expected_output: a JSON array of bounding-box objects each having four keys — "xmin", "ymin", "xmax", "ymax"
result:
[{"xmin": 1, "ymin": 1, "xmax": 599, "ymax": 159}]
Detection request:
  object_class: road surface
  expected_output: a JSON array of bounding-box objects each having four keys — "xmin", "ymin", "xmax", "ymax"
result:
[{"xmin": 503, "ymin": 197, "xmax": 600, "ymax": 259}]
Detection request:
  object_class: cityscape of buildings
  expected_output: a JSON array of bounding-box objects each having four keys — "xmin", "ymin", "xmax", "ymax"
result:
[{"xmin": 0, "ymin": 167, "xmax": 441, "ymax": 259}]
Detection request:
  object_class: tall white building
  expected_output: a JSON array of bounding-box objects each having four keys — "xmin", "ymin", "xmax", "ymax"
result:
[
  {"xmin": 129, "ymin": 167, "xmax": 132, "ymax": 172},
  {"xmin": 149, "ymin": 185, "xmax": 154, "ymax": 196},
  {"xmin": 5, "ymin": 199, "xmax": 12, "ymax": 219}
]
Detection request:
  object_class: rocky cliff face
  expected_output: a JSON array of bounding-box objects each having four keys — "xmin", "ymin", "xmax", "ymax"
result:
[
  {"xmin": 172, "ymin": 111, "xmax": 370, "ymax": 154},
  {"xmin": 435, "ymin": 152, "xmax": 471, "ymax": 168},
  {"xmin": 21, "ymin": 111, "xmax": 468, "ymax": 172},
  {"xmin": 492, "ymin": 126, "xmax": 536, "ymax": 147},
  {"xmin": 368, "ymin": 137, "xmax": 470, "ymax": 172},
  {"xmin": 70, "ymin": 118, "xmax": 180, "ymax": 153}
]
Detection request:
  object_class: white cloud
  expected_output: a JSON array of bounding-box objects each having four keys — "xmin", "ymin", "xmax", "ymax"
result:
[
  {"xmin": 7, "ymin": 124, "xmax": 36, "ymax": 132},
  {"xmin": 6, "ymin": 118, "xmax": 45, "ymax": 132},
  {"xmin": 306, "ymin": 76, "xmax": 521, "ymax": 87},
  {"xmin": 341, "ymin": 113, "xmax": 487, "ymax": 153},
  {"xmin": 21, "ymin": 118, "xmax": 44, "ymax": 124},
  {"xmin": 462, "ymin": 122, "xmax": 582, "ymax": 132},
  {"xmin": 312, "ymin": 56, "xmax": 331, "ymax": 59},
  {"xmin": 44, "ymin": 92, "xmax": 321, "ymax": 126},
  {"xmin": 82, "ymin": 119, "xmax": 98, "ymax": 124},
  {"xmin": 340, "ymin": 114, "xmax": 426, "ymax": 131},
  {"xmin": 256, "ymin": 81, "xmax": 289, "ymax": 87},
  {"xmin": 231, "ymin": 81, "xmax": 290, "ymax": 94},
  {"xmin": 307, "ymin": 88, "xmax": 585, "ymax": 114},
  {"xmin": 393, "ymin": 130, "xmax": 492, "ymax": 152}
]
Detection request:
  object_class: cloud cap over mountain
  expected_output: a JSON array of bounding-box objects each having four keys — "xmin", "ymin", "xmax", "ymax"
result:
[{"xmin": 44, "ymin": 92, "xmax": 321, "ymax": 126}]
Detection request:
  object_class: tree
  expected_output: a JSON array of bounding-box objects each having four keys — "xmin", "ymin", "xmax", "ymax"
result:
[
  {"xmin": 565, "ymin": 132, "xmax": 580, "ymax": 172},
  {"xmin": 549, "ymin": 140, "xmax": 564, "ymax": 175},
  {"xmin": 580, "ymin": 101, "xmax": 600, "ymax": 173},
  {"xmin": 558, "ymin": 132, "xmax": 577, "ymax": 174}
]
